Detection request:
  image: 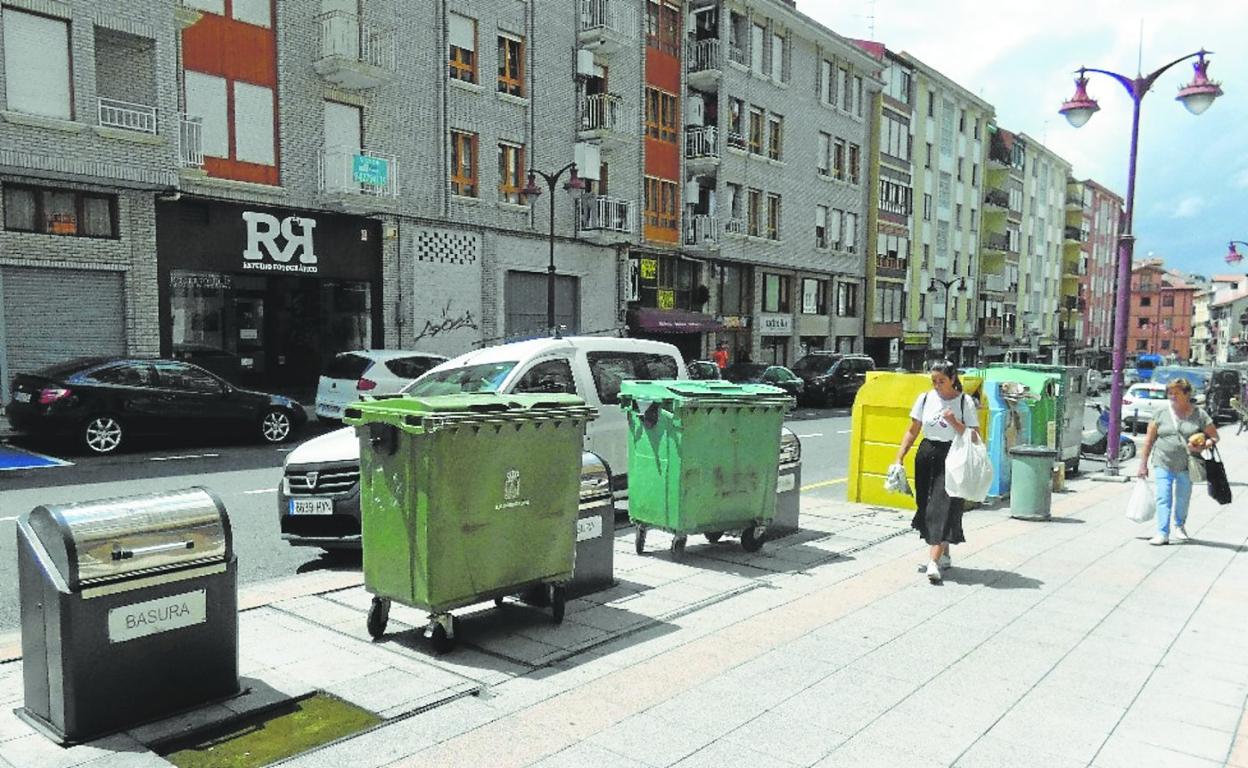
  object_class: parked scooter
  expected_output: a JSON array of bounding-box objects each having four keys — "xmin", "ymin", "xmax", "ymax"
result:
[{"xmin": 1080, "ymin": 403, "xmax": 1137, "ymax": 460}]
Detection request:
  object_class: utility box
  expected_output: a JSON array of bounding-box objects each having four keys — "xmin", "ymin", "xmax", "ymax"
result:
[
  {"xmin": 572, "ymin": 451, "xmax": 616, "ymax": 598},
  {"xmin": 17, "ymin": 488, "xmax": 238, "ymax": 744}
]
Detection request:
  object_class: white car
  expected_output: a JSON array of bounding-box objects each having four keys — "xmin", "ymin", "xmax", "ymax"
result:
[
  {"xmin": 314, "ymin": 350, "xmax": 447, "ymax": 421},
  {"xmin": 1121, "ymin": 382, "xmax": 1168, "ymax": 428}
]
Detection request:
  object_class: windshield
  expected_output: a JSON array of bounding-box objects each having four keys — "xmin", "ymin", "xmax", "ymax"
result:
[
  {"xmin": 403, "ymin": 361, "xmax": 518, "ymax": 396},
  {"xmin": 1150, "ymin": 368, "xmax": 1210, "ymax": 390}
]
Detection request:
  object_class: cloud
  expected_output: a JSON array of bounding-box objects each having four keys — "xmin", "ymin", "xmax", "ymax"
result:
[{"xmin": 1170, "ymin": 196, "xmax": 1205, "ymax": 219}]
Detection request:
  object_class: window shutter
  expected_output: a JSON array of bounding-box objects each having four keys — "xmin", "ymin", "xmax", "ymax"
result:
[{"xmin": 449, "ymin": 14, "xmax": 475, "ymax": 51}]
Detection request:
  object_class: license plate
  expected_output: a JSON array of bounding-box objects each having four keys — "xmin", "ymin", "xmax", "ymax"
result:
[
  {"xmin": 13, "ymin": 392, "xmax": 30, "ymax": 403},
  {"xmin": 321, "ymin": 404, "xmax": 341, "ymax": 414},
  {"xmin": 290, "ymin": 498, "xmax": 333, "ymax": 515},
  {"xmin": 576, "ymin": 516, "xmax": 603, "ymax": 542}
]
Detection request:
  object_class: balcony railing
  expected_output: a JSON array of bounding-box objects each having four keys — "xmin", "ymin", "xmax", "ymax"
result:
[
  {"xmin": 980, "ymin": 274, "xmax": 1007, "ymax": 293},
  {"xmin": 728, "ymin": 42, "xmax": 746, "ymax": 65},
  {"xmin": 315, "ymin": 10, "xmax": 395, "ymax": 86},
  {"xmin": 727, "ymin": 131, "xmax": 747, "ymax": 151},
  {"xmin": 1064, "ymin": 226, "xmax": 1085, "ymax": 242},
  {"xmin": 983, "ymin": 232, "xmax": 1010, "ymax": 251},
  {"xmin": 687, "ymin": 38, "xmax": 721, "ymax": 73},
  {"xmin": 578, "ymin": 195, "xmax": 634, "ymax": 233},
  {"xmin": 98, "ymin": 97, "xmax": 157, "ymax": 134},
  {"xmin": 580, "ymin": 93, "xmax": 622, "ymax": 133},
  {"xmin": 579, "ymin": 0, "xmax": 632, "ymax": 41},
  {"xmin": 178, "ymin": 114, "xmax": 204, "ymax": 167},
  {"xmin": 319, "ymin": 146, "xmax": 400, "ymax": 197},
  {"xmin": 980, "ymin": 317, "xmax": 1005, "ymax": 335},
  {"xmin": 684, "ymin": 214, "xmax": 719, "ymax": 247},
  {"xmin": 685, "ymin": 126, "xmax": 719, "ymax": 160},
  {"xmin": 724, "ymin": 217, "xmax": 746, "ymax": 235},
  {"xmin": 876, "ymin": 254, "xmax": 906, "ymax": 272},
  {"xmin": 983, "ymin": 188, "xmax": 1009, "ymax": 208},
  {"xmin": 1066, "ymin": 193, "xmax": 1084, "ymax": 207}
]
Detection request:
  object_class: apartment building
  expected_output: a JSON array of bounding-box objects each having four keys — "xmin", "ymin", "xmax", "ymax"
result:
[
  {"xmin": 979, "ymin": 123, "xmax": 1025, "ymax": 360},
  {"xmin": 1067, "ymin": 177, "xmax": 1123, "ymax": 368},
  {"xmin": 1191, "ymin": 284, "xmax": 1213, "ymax": 365},
  {"xmin": 862, "ymin": 44, "xmax": 912, "ymax": 369},
  {"xmin": 1127, "ymin": 260, "xmax": 1195, "ymax": 362},
  {"xmin": 1208, "ymin": 274, "xmax": 1248, "ymax": 364},
  {"xmin": 1014, "ymin": 133, "xmax": 1071, "ymax": 363},
  {"xmin": 676, "ymin": 0, "xmax": 880, "ymax": 366},
  {"xmin": 899, "ymin": 54, "xmax": 992, "ymax": 369}
]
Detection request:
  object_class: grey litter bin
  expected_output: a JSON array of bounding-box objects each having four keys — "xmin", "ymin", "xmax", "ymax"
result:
[
  {"xmin": 17, "ymin": 488, "xmax": 239, "ymax": 744},
  {"xmin": 570, "ymin": 452, "xmax": 616, "ymax": 598},
  {"xmin": 1009, "ymin": 445, "xmax": 1058, "ymax": 521},
  {"xmin": 770, "ymin": 429, "xmax": 803, "ymax": 538}
]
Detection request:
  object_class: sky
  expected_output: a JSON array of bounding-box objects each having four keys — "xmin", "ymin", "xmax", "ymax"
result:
[{"xmin": 803, "ymin": 0, "xmax": 1248, "ymax": 280}]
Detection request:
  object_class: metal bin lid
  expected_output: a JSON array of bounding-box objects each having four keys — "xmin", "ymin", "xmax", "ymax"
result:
[
  {"xmin": 23, "ymin": 487, "xmax": 231, "ymax": 590},
  {"xmin": 618, "ymin": 380, "xmax": 792, "ymax": 409},
  {"xmin": 343, "ymin": 393, "xmax": 597, "ymax": 434}
]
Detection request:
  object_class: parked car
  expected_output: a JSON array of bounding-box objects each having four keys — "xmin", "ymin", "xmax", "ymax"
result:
[
  {"xmin": 1149, "ymin": 366, "xmax": 1210, "ymax": 405},
  {"xmin": 278, "ymin": 336, "xmax": 801, "ymax": 551},
  {"xmin": 1207, "ymin": 367, "xmax": 1244, "ymax": 425},
  {"xmin": 6, "ymin": 357, "xmax": 306, "ymax": 455},
  {"xmin": 172, "ymin": 343, "xmax": 243, "ymax": 384},
  {"xmin": 790, "ymin": 352, "xmax": 875, "ymax": 406},
  {"xmin": 1120, "ymin": 382, "xmax": 1168, "ymax": 429},
  {"xmin": 315, "ymin": 350, "xmax": 447, "ymax": 421},
  {"xmin": 686, "ymin": 360, "xmax": 722, "ymax": 380},
  {"xmin": 721, "ymin": 363, "xmax": 804, "ymax": 398}
]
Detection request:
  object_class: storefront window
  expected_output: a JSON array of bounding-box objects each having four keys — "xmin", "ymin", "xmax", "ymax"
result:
[{"xmin": 762, "ymin": 336, "xmax": 788, "ymax": 366}]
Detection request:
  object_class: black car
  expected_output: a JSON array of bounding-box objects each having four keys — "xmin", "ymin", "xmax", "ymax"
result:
[
  {"xmin": 7, "ymin": 357, "xmax": 307, "ymax": 455},
  {"xmin": 1207, "ymin": 367, "xmax": 1244, "ymax": 425},
  {"xmin": 721, "ymin": 363, "xmax": 804, "ymax": 398},
  {"xmin": 791, "ymin": 352, "xmax": 875, "ymax": 406}
]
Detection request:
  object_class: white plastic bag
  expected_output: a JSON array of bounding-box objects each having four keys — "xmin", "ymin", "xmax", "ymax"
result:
[
  {"xmin": 945, "ymin": 430, "xmax": 993, "ymax": 502},
  {"xmin": 884, "ymin": 463, "xmax": 913, "ymax": 496},
  {"xmin": 1126, "ymin": 478, "xmax": 1155, "ymax": 523}
]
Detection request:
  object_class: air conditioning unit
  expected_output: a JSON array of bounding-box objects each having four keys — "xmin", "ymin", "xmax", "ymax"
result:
[
  {"xmin": 574, "ymin": 142, "xmax": 601, "ymax": 179},
  {"xmin": 687, "ymin": 95, "xmax": 705, "ymax": 126},
  {"xmin": 576, "ymin": 49, "xmax": 596, "ymax": 78}
]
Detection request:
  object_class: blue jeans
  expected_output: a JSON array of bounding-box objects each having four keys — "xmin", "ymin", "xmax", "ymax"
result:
[{"xmin": 1154, "ymin": 466, "xmax": 1193, "ymax": 536}]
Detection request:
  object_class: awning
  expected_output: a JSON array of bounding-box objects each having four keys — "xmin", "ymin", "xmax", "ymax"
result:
[{"xmin": 628, "ymin": 308, "xmax": 724, "ymax": 333}]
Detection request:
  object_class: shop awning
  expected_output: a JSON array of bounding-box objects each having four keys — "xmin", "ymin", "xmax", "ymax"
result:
[{"xmin": 628, "ymin": 308, "xmax": 724, "ymax": 333}]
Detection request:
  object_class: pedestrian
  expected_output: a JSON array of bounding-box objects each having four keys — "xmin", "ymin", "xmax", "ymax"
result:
[
  {"xmin": 712, "ymin": 342, "xmax": 729, "ymax": 370},
  {"xmin": 893, "ymin": 360, "xmax": 980, "ymax": 583},
  {"xmin": 1136, "ymin": 377, "xmax": 1219, "ymax": 545}
]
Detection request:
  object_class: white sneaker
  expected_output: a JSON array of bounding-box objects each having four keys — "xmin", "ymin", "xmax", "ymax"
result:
[
  {"xmin": 926, "ymin": 561, "xmax": 942, "ymax": 583},
  {"xmin": 1149, "ymin": 535, "xmax": 1169, "ymax": 546},
  {"xmin": 1176, "ymin": 525, "xmax": 1189, "ymax": 541},
  {"xmin": 938, "ymin": 553, "xmax": 952, "ymax": 569}
]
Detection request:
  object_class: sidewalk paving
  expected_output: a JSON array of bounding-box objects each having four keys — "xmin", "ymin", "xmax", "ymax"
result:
[{"xmin": 1, "ymin": 436, "xmax": 1246, "ymax": 768}]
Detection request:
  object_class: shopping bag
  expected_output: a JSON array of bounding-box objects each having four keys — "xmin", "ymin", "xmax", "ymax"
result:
[
  {"xmin": 945, "ymin": 430, "xmax": 993, "ymax": 502},
  {"xmin": 1205, "ymin": 445, "xmax": 1232, "ymax": 505},
  {"xmin": 884, "ymin": 463, "xmax": 913, "ymax": 496},
  {"xmin": 1126, "ymin": 478, "xmax": 1155, "ymax": 523}
]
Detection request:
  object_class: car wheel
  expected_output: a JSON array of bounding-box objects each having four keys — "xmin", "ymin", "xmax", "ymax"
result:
[
  {"xmin": 1119, "ymin": 440, "xmax": 1137, "ymax": 460},
  {"xmin": 260, "ymin": 409, "xmax": 293, "ymax": 444},
  {"xmin": 81, "ymin": 415, "xmax": 124, "ymax": 455}
]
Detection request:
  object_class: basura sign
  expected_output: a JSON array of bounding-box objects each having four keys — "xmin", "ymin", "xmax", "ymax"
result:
[
  {"xmin": 107, "ymin": 589, "xmax": 207, "ymax": 643},
  {"xmin": 243, "ymin": 211, "xmax": 318, "ymax": 274}
]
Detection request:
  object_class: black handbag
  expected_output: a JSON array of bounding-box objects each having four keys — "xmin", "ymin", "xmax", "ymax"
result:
[{"xmin": 1205, "ymin": 445, "xmax": 1232, "ymax": 505}]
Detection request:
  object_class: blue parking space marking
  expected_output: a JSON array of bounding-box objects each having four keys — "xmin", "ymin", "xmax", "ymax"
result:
[{"xmin": 0, "ymin": 444, "xmax": 72, "ymax": 471}]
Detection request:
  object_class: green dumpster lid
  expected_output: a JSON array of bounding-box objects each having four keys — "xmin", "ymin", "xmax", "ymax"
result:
[
  {"xmin": 342, "ymin": 393, "xmax": 595, "ymax": 432},
  {"xmin": 618, "ymin": 379, "xmax": 792, "ymax": 406}
]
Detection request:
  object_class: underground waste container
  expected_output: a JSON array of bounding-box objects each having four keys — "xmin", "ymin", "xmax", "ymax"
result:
[
  {"xmin": 619, "ymin": 380, "xmax": 791, "ymax": 558},
  {"xmin": 1009, "ymin": 445, "xmax": 1058, "ymax": 521},
  {"xmin": 17, "ymin": 488, "xmax": 238, "ymax": 744},
  {"xmin": 344, "ymin": 394, "xmax": 596, "ymax": 652}
]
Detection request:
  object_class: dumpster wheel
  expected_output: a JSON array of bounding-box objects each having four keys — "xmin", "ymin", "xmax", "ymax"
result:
[
  {"xmin": 634, "ymin": 526, "xmax": 647, "ymax": 555},
  {"xmin": 740, "ymin": 526, "xmax": 766, "ymax": 553},
  {"xmin": 427, "ymin": 615, "xmax": 456, "ymax": 654},
  {"xmin": 704, "ymin": 532, "xmax": 723, "ymax": 544},
  {"xmin": 366, "ymin": 597, "xmax": 390, "ymax": 640},
  {"xmin": 550, "ymin": 584, "xmax": 567, "ymax": 624},
  {"xmin": 670, "ymin": 535, "xmax": 687, "ymax": 560}
]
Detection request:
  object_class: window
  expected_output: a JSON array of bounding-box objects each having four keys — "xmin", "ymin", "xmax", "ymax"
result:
[
  {"xmin": 645, "ymin": 88, "xmax": 678, "ymax": 143},
  {"xmin": 450, "ymin": 130, "xmax": 478, "ymax": 197},
  {"xmin": 882, "ymin": 114, "xmax": 910, "ymax": 161},
  {"xmin": 886, "ymin": 66, "xmax": 911, "ymax": 104},
  {"xmin": 719, "ymin": 263, "xmax": 751, "ymax": 314},
  {"xmin": 815, "ymin": 205, "xmax": 828, "ymax": 248},
  {"xmin": 747, "ymin": 188, "xmax": 762, "ymax": 236},
  {"xmin": 928, "ymin": 89, "xmax": 935, "ymax": 117},
  {"xmin": 833, "ymin": 139, "xmax": 846, "ymax": 181},
  {"xmin": 844, "ymin": 213, "xmax": 858, "ymax": 253},
  {"xmin": 953, "ymin": 252, "xmax": 960, "ymax": 274},
  {"xmin": 767, "ymin": 115, "xmax": 783, "ymax": 160},
  {"xmin": 2, "ymin": 185, "xmax": 118, "ymax": 238},
  {"xmin": 802, "ymin": 278, "xmax": 828, "ymax": 314},
  {"xmin": 879, "ymin": 180, "xmax": 913, "ymax": 216},
  {"xmin": 644, "ymin": 177, "xmax": 678, "ymax": 231},
  {"xmin": 923, "ymin": 193, "xmax": 932, "ymax": 221},
  {"xmin": 847, "ymin": 144, "xmax": 860, "ymax": 185},
  {"xmin": 838, "ymin": 67, "xmax": 851, "ymax": 112},
  {"xmin": 588, "ymin": 352, "xmax": 678, "ymax": 405},
  {"xmin": 498, "ymin": 142, "xmax": 525, "ymax": 204},
  {"xmin": 1161, "ymin": 339, "xmax": 1171, "ymax": 350},
  {"xmin": 448, "ymin": 14, "xmax": 477, "ymax": 83},
  {"xmin": 3, "ymin": 9, "xmax": 72, "ymax": 119},
  {"xmin": 1140, "ymin": 297, "xmax": 1151, "ymax": 307},
  {"xmin": 1162, "ymin": 293, "xmax": 1175, "ymax": 307},
  {"xmin": 957, "ymin": 158, "xmax": 964, "ymax": 182},
  {"xmin": 154, "ymin": 362, "xmax": 221, "ymax": 393},
  {"xmin": 973, "ymin": 118, "xmax": 981, "ymax": 140},
  {"xmin": 763, "ymin": 273, "xmax": 790, "ymax": 313},
  {"xmin": 185, "ymin": 71, "xmax": 229, "ymax": 159},
  {"xmin": 821, "ymin": 60, "xmax": 836, "ymax": 105},
  {"xmin": 922, "ymin": 243, "xmax": 929, "ymax": 269},
  {"xmin": 514, "ymin": 359, "xmax": 576, "ymax": 394},
  {"xmin": 645, "ymin": 1, "xmax": 680, "ymax": 56},
  {"xmin": 874, "ymin": 283, "xmax": 905, "ymax": 324},
  {"xmin": 817, "ymin": 132, "xmax": 831, "ymax": 176},
  {"xmin": 854, "ymin": 75, "xmax": 864, "ymax": 118},
  {"xmin": 829, "ymin": 208, "xmax": 843, "ymax": 249},
  {"xmin": 959, "ymin": 109, "xmax": 967, "ymax": 133},
  {"xmin": 726, "ymin": 182, "xmax": 743, "ymax": 221},
  {"xmin": 385, "ymin": 357, "xmax": 441, "ymax": 380},
  {"xmin": 233, "ymin": 82, "xmax": 276, "ymax": 165},
  {"xmin": 231, "ymin": 0, "xmax": 270, "ymax": 26},
  {"xmin": 748, "ymin": 107, "xmax": 764, "ymax": 154},
  {"xmin": 955, "ymin": 203, "xmax": 963, "ymax": 230},
  {"xmin": 728, "ymin": 98, "xmax": 745, "ymax": 148},
  {"xmin": 92, "ymin": 363, "xmax": 154, "ymax": 387},
  {"xmin": 836, "ymin": 282, "xmax": 858, "ymax": 317},
  {"xmin": 497, "ymin": 34, "xmax": 524, "ymax": 96},
  {"xmin": 770, "ymin": 32, "xmax": 784, "ymax": 80},
  {"xmin": 1136, "ymin": 340, "xmax": 1148, "ymax": 351},
  {"xmin": 972, "ymin": 163, "xmax": 979, "ymax": 187},
  {"xmin": 750, "ymin": 23, "xmax": 765, "ymax": 71},
  {"xmin": 766, "ymin": 194, "xmax": 781, "ymax": 240},
  {"xmin": 925, "ymin": 142, "xmax": 933, "ymax": 169}
]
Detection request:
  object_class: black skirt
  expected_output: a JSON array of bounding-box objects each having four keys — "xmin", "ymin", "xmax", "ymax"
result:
[{"xmin": 911, "ymin": 438, "xmax": 966, "ymax": 545}]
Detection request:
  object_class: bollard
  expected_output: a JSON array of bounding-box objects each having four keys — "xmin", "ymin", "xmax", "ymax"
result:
[{"xmin": 1009, "ymin": 445, "xmax": 1059, "ymax": 521}]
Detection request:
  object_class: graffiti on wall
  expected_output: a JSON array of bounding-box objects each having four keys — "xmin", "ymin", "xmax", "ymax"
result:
[{"xmin": 414, "ymin": 299, "xmax": 479, "ymax": 343}]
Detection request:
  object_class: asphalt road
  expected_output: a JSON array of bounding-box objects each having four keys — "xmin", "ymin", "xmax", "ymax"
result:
[{"xmin": 0, "ymin": 407, "xmax": 854, "ymax": 633}]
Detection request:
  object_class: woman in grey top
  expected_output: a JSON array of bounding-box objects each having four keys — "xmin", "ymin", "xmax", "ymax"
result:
[{"xmin": 1137, "ymin": 378, "xmax": 1220, "ymax": 545}]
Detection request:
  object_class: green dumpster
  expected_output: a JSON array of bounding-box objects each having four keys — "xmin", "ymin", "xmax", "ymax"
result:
[
  {"xmin": 343, "ymin": 394, "xmax": 596, "ymax": 652},
  {"xmin": 619, "ymin": 380, "xmax": 791, "ymax": 558},
  {"xmin": 1009, "ymin": 445, "xmax": 1058, "ymax": 521}
]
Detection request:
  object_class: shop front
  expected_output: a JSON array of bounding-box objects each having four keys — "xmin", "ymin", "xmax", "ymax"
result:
[
  {"xmin": 156, "ymin": 199, "xmax": 382, "ymax": 393},
  {"xmin": 626, "ymin": 252, "xmax": 718, "ymax": 363}
]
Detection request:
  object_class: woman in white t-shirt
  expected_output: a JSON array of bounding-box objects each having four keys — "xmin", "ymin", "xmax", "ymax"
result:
[{"xmin": 893, "ymin": 360, "xmax": 981, "ymax": 583}]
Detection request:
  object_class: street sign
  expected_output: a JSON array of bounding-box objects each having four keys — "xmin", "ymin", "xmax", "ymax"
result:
[
  {"xmin": 888, "ymin": 338, "xmax": 900, "ymax": 364},
  {"xmin": 352, "ymin": 155, "xmax": 389, "ymax": 186}
]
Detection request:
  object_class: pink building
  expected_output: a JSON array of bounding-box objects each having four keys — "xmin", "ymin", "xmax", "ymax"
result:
[{"xmin": 1127, "ymin": 262, "xmax": 1195, "ymax": 362}]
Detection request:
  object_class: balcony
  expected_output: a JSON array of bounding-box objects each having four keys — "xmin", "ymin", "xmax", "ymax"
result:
[
  {"xmin": 178, "ymin": 114, "xmax": 204, "ymax": 168},
  {"xmin": 579, "ymin": 93, "xmax": 626, "ymax": 145},
  {"xmin": 982, "ymin": 232, "xmax": 1010, "ymax": 253},
  {"xmin": 723, "ymin": 217, "xmax": 746, "ymax": 235},
  {"xmin": 97, "ymin": 97, "xmax": 158, "ymax": 134},
  {"xmin": 988, "ymin": 138, "xmax": 1012, "ymax": 169},
  {"xmin": 1064, "ymin": 226, "xmax": 1085, "ymax": 243},
  {"xmin": 684, "ymin": 126, "xmax": 719, "ymax": 171},
  {"xmin": 683, "ymin": 214, "xmax": 720, "ymax": 249},
  {"xmin": 1065, "ymin": 192, "xmax": 1084, "ymax": 211},
  {"xmin": 983, "ymin": 188, "xmax": 1009, "ymax": 210},
  {"xmin": 578, "ymin": 196, "xmax": 635, "ymax": 236},
  {"xmin": 686, "ymin": 39, "xmax": 722, "ymax": 92},
  {"xmin": 980, "ymin": 274, "xmax": 1007, "ymax": 294},
  {"xmin": 875, "ymin": 254, "xmax": 906, "ymax": 274},
  {"xmin": 726, "ymin": 131, "xmax": 747, "ymax": 151},
  {"xmin": 728, "ymin": 42, "xmax": 746, "ymax": 66},
  {"xmin": 579, "ymin": 0, "xmax": 633, "ymax": 53},
  {"xmin": 318, "ymin": 147, "xmax": 400, "ymax": 198},
  {"xmin": 314, "ymin": 11, "xmax": 395, "ymax": 90},
  {"xmin": 980, "ymin": 317, "xmax": 1005, "ymax": 336}
]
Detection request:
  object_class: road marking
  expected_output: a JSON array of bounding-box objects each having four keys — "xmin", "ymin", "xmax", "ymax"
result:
[
  {"xmin": 796, "ymin": 433, "xmax": 823, "ymax": 438},
  {"xmin": 802, "ymin": 477, "xmax": 847, "ymax": 491},
  {"xmin": 0, "ymin": 516, "xmax": 18, "ymax": 522},
  {"xmin": 148, "ymin": 453, "xmax": 221, "ymax": 462},
  {"xmin": 836, "ymin": 430, "xmax": 851, "ymax": 434},
  {"xmin": 244, "ymin": 488, "xmax": 275, "ymax": 495}
]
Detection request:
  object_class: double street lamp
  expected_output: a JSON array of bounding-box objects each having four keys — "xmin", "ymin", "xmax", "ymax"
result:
[
  {"xmin": 1224, "ymin": 240, "xmax": 1248, "ymax": 264},
  {"xmin": 1059, "ymin": 49, "xmax": 1223, "ymax": 475},
  {"xmin": 928, "ymin": 276, "xmax": 966, "ymax": 361},
  {"xmin": 523, "ymin": 163, "xmax": 586, "ymax": 334}
]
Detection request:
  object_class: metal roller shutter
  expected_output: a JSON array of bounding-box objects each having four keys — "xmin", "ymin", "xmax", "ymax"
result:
[{"xmin": 1, "ymin": 267, "xmax": 125, "ymax": 399}]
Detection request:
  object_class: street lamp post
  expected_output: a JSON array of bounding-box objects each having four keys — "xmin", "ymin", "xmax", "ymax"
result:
[
  {"xmin": 523, "ymin": 163, "xmax": 586, "ymax": 334},
  {"xmin": 1059, "ymin": 49, "xmax": 1223, "ymax": 476},
  {"xmin": 928, "ymin": 276, "xmax": 966, "ymax": 361}
]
